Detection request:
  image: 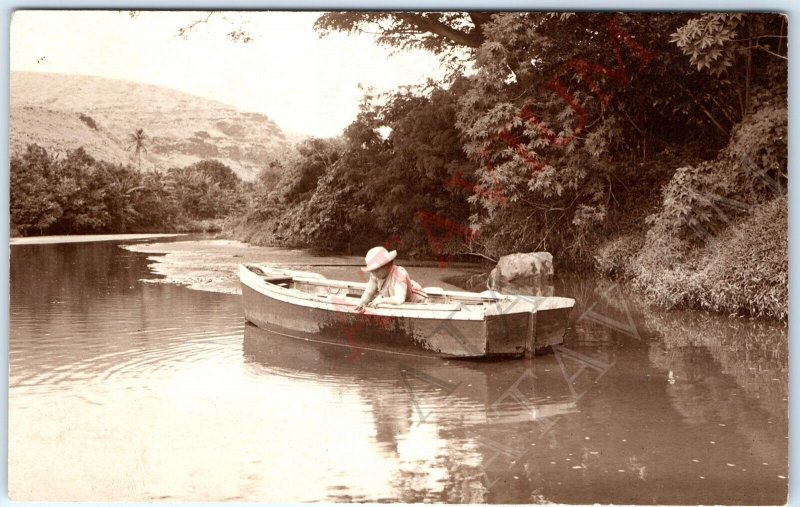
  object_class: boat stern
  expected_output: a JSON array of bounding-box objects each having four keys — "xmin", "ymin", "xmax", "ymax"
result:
[
  {"xmin": 484, "ymin": 296, "xmax": 575, "ymax": 357},
  {"xmin": 483, "ymin": 299, "xmax": 535, "ymax": 356}
]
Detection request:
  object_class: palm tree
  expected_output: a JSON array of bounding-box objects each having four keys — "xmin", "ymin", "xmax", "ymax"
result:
[{"xmin": 127, "ymin": 128, "xmax": 148, "ymax": 170}]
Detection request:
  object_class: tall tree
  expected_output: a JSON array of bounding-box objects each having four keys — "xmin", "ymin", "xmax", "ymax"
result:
[
  {"xmin": 312, "ymin": 12, "xmax": 786, "ymax": 265},
  {"xmin": 10, "ymin": 145, "xmax": 63, "ymax": 235},
  {"xmin": 127, "ymin": 128, "xmax": 148, "ymax": 170}
]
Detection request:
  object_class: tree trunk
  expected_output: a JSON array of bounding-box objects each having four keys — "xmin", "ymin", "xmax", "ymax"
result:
[{"xmin": 745, "ymin": 28, "xmax": 752, "ymax": 117}]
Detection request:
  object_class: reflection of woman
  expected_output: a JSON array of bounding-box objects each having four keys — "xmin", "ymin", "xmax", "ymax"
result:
[{"xmin": 355, "ymin": 246, "xmax": 428, "ymax": 313}]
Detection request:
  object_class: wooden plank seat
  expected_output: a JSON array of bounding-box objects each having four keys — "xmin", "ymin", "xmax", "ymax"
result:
[{"xmin": 262, "ymin": 276, "xmax": 294, "ymax": 285}]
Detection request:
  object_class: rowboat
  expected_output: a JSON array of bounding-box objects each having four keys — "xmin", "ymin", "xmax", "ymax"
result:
[{"xmin": 239, "ymin": 264, "xmax": 575, "ymax": 359}]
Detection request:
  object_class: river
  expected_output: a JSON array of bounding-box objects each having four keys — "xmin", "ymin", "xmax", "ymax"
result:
[{"xmin": 8, "ymin": 235, "xmax": 788, "ymax": 503}]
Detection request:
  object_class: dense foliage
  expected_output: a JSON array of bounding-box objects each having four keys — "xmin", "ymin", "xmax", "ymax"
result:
[
  {"xmin": 11, "ymin": 144, "xmax": 248, "ymax": 236},
  {"xmin": 233, "ymin": 12, "xmax": 787, "ymax": 319},
  {"xmin": 233, "ymin": 84, "xmax": 479, "ymax": 259},
  {"xmin": 621, "ymin": 92, "xmax": 788, "ymax": 319},
  {"xmin": 166, "ymin": 160, "xmax": 248, "ymax": 220},
  {"xmin": 454, "ymin": 13, "xmax": 785, "ymax": 265},
  {"xmin": 191, "ymin": 12, "xmax": 794, "ymax": 318}
]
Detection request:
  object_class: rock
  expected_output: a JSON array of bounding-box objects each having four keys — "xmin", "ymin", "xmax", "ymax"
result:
[
  {"xmin": 491, "ymin": 252, "xmax": 554, "ymax": 281},
  {"xmin": 488, "ymin": 252, "xmax": 554, "ymax": 295}
]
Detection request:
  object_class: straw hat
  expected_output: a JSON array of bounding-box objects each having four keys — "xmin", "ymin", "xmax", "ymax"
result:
[{"xmin": 361, "ymin": 246, "xmax": 397, "ymax": 272}]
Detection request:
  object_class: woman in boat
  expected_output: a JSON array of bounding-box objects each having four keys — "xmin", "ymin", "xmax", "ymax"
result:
[{"xmin": 354, "ymin": 246, "xmax": 428, "ymax": 312}]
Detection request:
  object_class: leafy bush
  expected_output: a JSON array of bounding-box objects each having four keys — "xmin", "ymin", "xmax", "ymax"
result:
[
  {"xmin": 11, "ymin": 144, "xmax": 247, "ymax": 236},
  {"xmin": 232, "ymin": 86, "xmax": 474, "ymax": 257},
  {"xmin": 697, "ymin": 196, "xmax": 787, "ymax": 319},
  {"xmin": 78, "ymin": 113, "xmax": 98, "ymax": 130},
  {"xmin": 593, "ymin": 233, "xmax": 644, "ymax": 277},
  {"xmin": 631, "ymin": 196, "xmax": 786, "ymax": 319},
  {"xmin": 627, "ymin": 89, "xmax": 787, "ymax": 319},
  {"xmin": 165, "ymin": 160, "xmax": 247, "ymax": 220},
  {"xmin": 10, "ymin": 144, "xmax": 63, "ymax": 234},
  {"xmin": 644, "ymin": 91, "xmax": 786, "ymax": 244},
  {"xmin": 669, "ymin": 14, "xmax": 745, "ymax": 75}
]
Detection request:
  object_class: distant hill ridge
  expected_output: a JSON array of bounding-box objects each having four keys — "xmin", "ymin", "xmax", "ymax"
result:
[{"xmin": 11, "ymin": 71, "xmax": 292, "ymax": 180}]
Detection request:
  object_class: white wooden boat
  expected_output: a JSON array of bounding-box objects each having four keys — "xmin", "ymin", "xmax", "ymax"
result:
[{"xmin": 239, "ymin": 264, "xmax": 575, "ymax": 358}]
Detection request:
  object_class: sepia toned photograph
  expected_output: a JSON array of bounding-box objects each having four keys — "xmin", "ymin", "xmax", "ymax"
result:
[{"xmin": 8, "ymin": 10, "xmax": 788, "ymax": 504}]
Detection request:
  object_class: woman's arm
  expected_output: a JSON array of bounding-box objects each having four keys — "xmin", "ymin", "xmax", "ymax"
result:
[{"xmin": 359, "ymin": 275, "xmax": 378, "ymax": 305}]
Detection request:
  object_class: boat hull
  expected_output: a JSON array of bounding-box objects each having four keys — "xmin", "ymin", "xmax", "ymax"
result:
[
  {"xmin": 239, "ymin": 264, "xmax": 574, "ymax": 358},
  {"xmin": 242, "ymin": 283, "xmax": 496, "ymax": 357}
]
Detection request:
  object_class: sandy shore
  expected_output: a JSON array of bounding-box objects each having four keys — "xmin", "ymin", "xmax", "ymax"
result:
[{"xmin": 10, "ymin": 233, "xmax": 185, "ymax": 245}]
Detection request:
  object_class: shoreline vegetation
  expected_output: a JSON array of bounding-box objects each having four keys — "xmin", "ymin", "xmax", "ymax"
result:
[
  {"xmin": 11, "ymin": 144, "xmax": 247, "ymax": 237},
  {"xmin": 230, "ymin": 13, "xmax": 787, "ymax": 321},
  {"xmin": 11, "ymin": 13, "xmax": 787, "ymax": 322}
]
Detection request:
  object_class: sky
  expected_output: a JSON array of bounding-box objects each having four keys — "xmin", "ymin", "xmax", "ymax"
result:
[{"xmin": 10, "ymin": 10, "xmax": 449, "ymax": 138}]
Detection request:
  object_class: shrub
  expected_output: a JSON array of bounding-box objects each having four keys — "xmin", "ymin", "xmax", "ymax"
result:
[
  {"xmin": 78, "ymin": 113, "xmax": 98, "ymax": 130},
  {"xmin": 697, "ymin": 196, "xmax": 787, "ymax": 319},
  {"xmin": 643, "ymin": 91, "xmax": 787, "ymax": 245},
  {"xmin": 630, "ymin": 196, "xmax": 787, "ymax": 319},
  {"xmin": 626, "ymin": 90, "xmax": 787, "ymax": 319},
  {"xmin": 166, "ymin": 160, "xmax": 247, "ymax": 220},
  {"xmin": 11, "ymin": 144, "xmax": 247, "ymax": 236},
  {"xmin": 593, "ymin": 233, "xmax": 644, "ymax": 277}
]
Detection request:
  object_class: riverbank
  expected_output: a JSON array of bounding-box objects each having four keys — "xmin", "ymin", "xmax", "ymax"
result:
[
  {"xmin": 10, "ymin": 233, "xmax": 185, "ymax": 245},
  {"xmin": 228, "ymin": 210, "xmax": 788, "ymax": 322},
  {"xmin": 594, "ymin": 196, "xmax": 788, "ymax": 321},
  {"xmin": 226, "ymin": 76, "xmax": 787, "ymax": 323}
]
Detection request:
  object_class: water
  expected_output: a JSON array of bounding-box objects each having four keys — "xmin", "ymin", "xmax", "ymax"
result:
[{"xmin": 9, "ymin": 236, "xmax": 788, "ymax": 503}]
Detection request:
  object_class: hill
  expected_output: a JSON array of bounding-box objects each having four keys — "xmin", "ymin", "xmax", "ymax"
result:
[{"xmin": 10, "ymin": 72, "xmax": 291, "ymax": 180}]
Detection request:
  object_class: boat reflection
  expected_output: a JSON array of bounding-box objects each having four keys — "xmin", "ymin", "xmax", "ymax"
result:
[
  {"xmin": 243, "ymin": 323, "xmax": 578, "ymax": 428},
  {"xmin": 243, "ymin": 322, "xmax": 580, "ymax": 502}
]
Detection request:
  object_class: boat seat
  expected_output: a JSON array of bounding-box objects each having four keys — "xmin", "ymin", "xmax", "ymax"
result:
[
  {"xmin": 262, "ymin": 276, "xmax": 293, "ymax": 285},
  {"xmin": 423, "ymin": 286, "xmax": 448, "ymax": 303}
]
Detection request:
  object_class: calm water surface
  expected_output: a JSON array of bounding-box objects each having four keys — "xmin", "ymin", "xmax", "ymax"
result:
[{"xmin": 9, "ymin": 237, "xmax": 788, "ymax": 503}]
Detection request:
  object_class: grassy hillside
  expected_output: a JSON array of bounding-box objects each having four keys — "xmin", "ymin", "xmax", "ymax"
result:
[{"xmin": 10, "ymin": 71, "xmax": 290, "ymax": 180}]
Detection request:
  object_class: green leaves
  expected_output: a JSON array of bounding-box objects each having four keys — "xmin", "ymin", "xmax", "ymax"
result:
[
  {"xmin": 314, "ymin": 12, "xmax": 487, "ymax": 55},
  {"xmin": 10, "ymin": 143, "xmax": 250, "ymax": 236},
  {"xmin": 232, "ymin": 11, "xmax": 787, "ymax": 287}
]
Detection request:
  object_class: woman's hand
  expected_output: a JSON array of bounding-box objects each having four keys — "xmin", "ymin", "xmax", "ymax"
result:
[
  {"xmin": 354, "ymin": 304, "xmax": 367, "ymax": 313},
  {"xmin": 367, "ymin": 296, "xmax": 384, "ymax": 308}
]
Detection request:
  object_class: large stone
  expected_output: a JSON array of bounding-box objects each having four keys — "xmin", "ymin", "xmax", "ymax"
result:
[{"xmin": 488, "ymin": 252, "xmax": 554, "ymax": 295}]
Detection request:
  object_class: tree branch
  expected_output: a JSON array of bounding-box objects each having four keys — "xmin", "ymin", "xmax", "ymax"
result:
[
  {"xmin": 458, "ymin": 250, "xmax": 498, "ymax": 263},
  {"xmin": 675, "ymin": 79, "xmax": 730, "ymax": 135},
  {"xmin": 753, "ymin": 44, "xmax": 788, "ymax": 60},
  {"xmin": 468, "ymin": 12, "xmax": 493, "ymax": 34},
  {"xmin": 177, "ymin": 12, "xmax": 214, "ymax": 39},
  {"xmin": 396, "ymin": 13, "xmax": 484, "ymax": 48}
]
